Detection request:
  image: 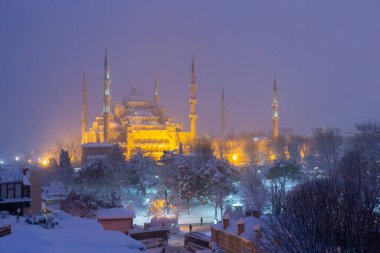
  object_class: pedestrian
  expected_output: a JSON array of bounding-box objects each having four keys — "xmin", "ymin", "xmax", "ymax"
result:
[
  {"xmin": 200, "ymin": 217, "xmax": 203, "ymax": 226},
  {"xmin": 189, "ymin": 223, "xmax": 193, "ymax": 232},
  {"xmin": 16, "ymin": 208, "xmax": 20, "ymax": 223}
]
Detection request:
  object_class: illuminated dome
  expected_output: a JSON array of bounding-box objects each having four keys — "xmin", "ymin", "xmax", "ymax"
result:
[
  {"xmin": 132, "ymin": 109, "xmax": 153, "ymax": 117},
  {"xmin": 125, "ymin": 87, "xmax": 148, "ymax": 102}
]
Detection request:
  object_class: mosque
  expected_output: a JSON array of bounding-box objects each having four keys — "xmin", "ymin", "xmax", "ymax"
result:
[{"xmin": 81, "ymin": 49, "xmax": 279, "ymax": 164}]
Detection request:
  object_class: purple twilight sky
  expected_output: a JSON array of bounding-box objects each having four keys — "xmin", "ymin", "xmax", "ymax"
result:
[{"xmin": 0, "ymin": 0, "xmax": 380, "ymax": 153}]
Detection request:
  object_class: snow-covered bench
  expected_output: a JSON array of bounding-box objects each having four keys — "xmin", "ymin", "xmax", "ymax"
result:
[{"xmin": 0, "ymin": 224, "xmax": 11, "ymax": 237}]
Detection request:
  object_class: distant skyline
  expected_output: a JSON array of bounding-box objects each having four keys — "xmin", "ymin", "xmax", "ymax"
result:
[{"xmin": 1, "ymin": 0, "xmax": 380, "ymax": 152}]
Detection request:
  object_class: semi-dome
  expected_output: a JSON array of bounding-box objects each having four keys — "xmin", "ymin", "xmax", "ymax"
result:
[{"xmin": 132, "ymin": 109, "xmax": 153, "ymax": 117}]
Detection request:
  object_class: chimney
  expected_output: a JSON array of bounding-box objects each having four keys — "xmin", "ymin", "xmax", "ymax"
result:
[
  {"xmin": 29, "ymin": 168, "xmax": 42, "ymax": 215},
  {"xmin": 237, "ymin": 218, "xmax": 245, "ymax": 235},
  {"xmin": 254, "ymin": 224, "xmax": 263, "ymax": 240},
  {"xmin": 222, "ymin": 214, "xmax": 230, "ymax": 230}
]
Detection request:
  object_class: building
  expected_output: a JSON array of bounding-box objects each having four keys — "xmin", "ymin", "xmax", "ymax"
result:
[
  {"xmin": 81, "ymin": 49, "xmax": 283, "ymax": 164},
  {"xmin": 0, "ymin": 165, "xmax": 42, "ymax": 216},
  {"xmin": 96, "ymin": 208, "xmax": 135, "ymax": 234},
  {"xmin": 81, "ymin": 50, "xmax": 196, "ymax": 160},
  {"xmin": 81, "ymin": 142, "xmax": 117, "ymax": 165},
  {"xmin": 211, "ymin": 214, "xmax": 273, "ymax": 253}
]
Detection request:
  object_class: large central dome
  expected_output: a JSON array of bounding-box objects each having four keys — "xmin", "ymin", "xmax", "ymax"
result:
[{"xmin": 125, "ymin": 85, "xmax": 149, "ymax": 102}]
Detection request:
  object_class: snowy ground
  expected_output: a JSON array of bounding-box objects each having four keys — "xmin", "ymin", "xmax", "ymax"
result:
[
  {"xmin": 129, "ymin": 188, "xmax": 243, "ymax": 226},
  {"xmin": 146, "ymin": 224, "xmax": 211, "ymax": 253},
  {"xmin": 0, "ymin": 214, "xmax": 144, "ymax": 253}
]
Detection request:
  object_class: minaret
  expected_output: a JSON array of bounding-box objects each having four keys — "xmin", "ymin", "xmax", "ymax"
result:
[
  {"xmin": 132, "ymin": 80, "xmax": 136, "ymax": 93},
  {"xmin": 154, "ymin": 74, "xmax": 160, "ymax": 105},
  {"xmin": 272, "ymin": 77, "xmax": 279, "ymax": 140},
  {"xmin": 81, "ymin": 65, "xmax": 87, "ymax": 144},
  {"xmin": 103, "ymin": 48, "xmax": 111, "ymax": 143},
  {"xmin": 221, "ymin": 88, "xmax": 226, "ymax": 138},
  {"xmin": 189, "ymin": 57, "xmax": 198, "ymax": 140}
]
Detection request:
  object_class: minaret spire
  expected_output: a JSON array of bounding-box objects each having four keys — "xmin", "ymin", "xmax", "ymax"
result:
[
  {"xmin": 154, "ymin": 74, "xmax": 160, "ymax": 104},
  {"xmin": 272, "ymin": 76, "xmax": 279, "ymax": 140},
  {"xmin": 103, "ymin": 48, "xmax": 111, "ymax": 143},
  {"xmin": 81, "ymin": 64, "xmax": 88, "ymax": 144},
  {"xmin": 189, "ymin": 56, "xmax": 198, "ymax": 140},
  {"xmin": 132, "ymin": 80, "xmax": 136, "ymax": 92},
  {"xmin": 221, "ymin": 87, "xmax": 226, "ymax": 138}
]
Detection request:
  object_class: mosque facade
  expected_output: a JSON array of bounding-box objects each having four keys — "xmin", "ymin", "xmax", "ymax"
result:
[{"xmin": 81, "ymin": 49, "xmax": 279, "ymax": 164}]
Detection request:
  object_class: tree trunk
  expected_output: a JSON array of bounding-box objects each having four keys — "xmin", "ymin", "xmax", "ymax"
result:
[
  {"xmin": 220, "ymin": 202, "xmax": 224, "ymax": 220},
  {"xmin": 165, "ymin": 190, "xmax": 169, "ymax": 214}
]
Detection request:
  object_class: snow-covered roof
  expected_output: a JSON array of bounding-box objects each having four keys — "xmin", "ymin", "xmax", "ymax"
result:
[
  {"xmin": 211, "ymin": 216, "xmax": 268, "ymax": 241},
  {"xmin": 0, "ymin": 197, "xmax": 31, "ymax": 204},
  {"xmin": 0, "ymin": 166, "xmax": 23, "ymax": 183},
  {"xmin": 0, "ymin": 165, "xmax": 36, "ymax": 185},
  {"xmin": 96, "ymin": 208, "xmax": 136, "ymax": 219},
  {"xmin": 0, "ymin": 213, "xmax": 144, "ymax": 253}
]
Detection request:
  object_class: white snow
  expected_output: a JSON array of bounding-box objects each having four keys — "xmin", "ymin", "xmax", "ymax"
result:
[
  {"xmin": 0, "ymin": 213, "xmax": 145, "ymax": 253},
  {"xmin": 96, "ymin": 207, "xmax": 136, "ymax": 219},
  {"xmin": 211, "ymin": 216, "xmax": 267, "ymax": 240},
  {"xmin": 0, "ymin": 165, "xmax": 23, "ymax": 183},
  {"xmin": 22, "ymin": 174, "xmax": 31, "ymax": 186}
]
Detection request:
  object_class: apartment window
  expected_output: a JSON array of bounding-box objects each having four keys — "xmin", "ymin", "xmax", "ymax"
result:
[
  {"xmin": 15, "ymin": 183, "xmax": 22, "ymax": 198},
  {"xmin": 23, "ymin": 186, "xmax": 30, "ymax": 198},
  {"xmin": 7, "ymin": 184, "xmax": 15, "ymax": 198},
  {"xmin": 1, "ymin": 184, "xmax": 6, "ymax": 198}
]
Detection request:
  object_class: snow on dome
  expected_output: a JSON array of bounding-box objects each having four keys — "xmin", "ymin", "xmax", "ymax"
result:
[
  {"xmin": 96, "ymin": 208, "xmax": 136, "ymax": 219},
  {"xmin": 223, "ymin": 213, "xmax": 230, "ymax": 220}
]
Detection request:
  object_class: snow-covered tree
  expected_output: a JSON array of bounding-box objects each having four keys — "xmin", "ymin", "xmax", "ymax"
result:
[
  {"xmin": 267, "ymin": 159, "xmax": 301, "ymax": 215},
  {"xmin": 263, "ymin": 151, "xmax": 380, "ymax": 253},
  {"xmin": 60, "ymin": 191, "xmax": 98, "ymax": 218},
  {"xmin": 241, "ymin": 167, "xmax": 267, "ymax": 213},
  {"xmin": 308, "ymin": 127, "xmax": 343, "ymax": 177},
  {"xmin": 349, "ymin": 121, "xmax": 380, "ymax": 160},
  {"xmin": 287, "ymin": 135, "xmax": 308, "ymax": 163},
  {"xmin": 199, "ymin": 157, "xmax": 236, "ymax": 219},
  {"xmin": 59, "ymin": 148, "xmax": 74, "ymax": 186},
  {"xmin": 158, "ymin": 150, "xmax": 181, "ymax": 215},
  {"xmin": 126, "ymin": 149, "xmax": 157, "ymax": 197},
  {"xmin": 176, "ymin": 155, "xmax": 194, "ymax": 214},
  {"xmin": 73, "ymin": 160, "xmax": 123, "ymax": 208}
]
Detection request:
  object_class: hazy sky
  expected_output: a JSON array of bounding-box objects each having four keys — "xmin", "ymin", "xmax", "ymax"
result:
[{"xmin": 1, "ymin": 0, "xmax": 380, "ymax": 153}]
